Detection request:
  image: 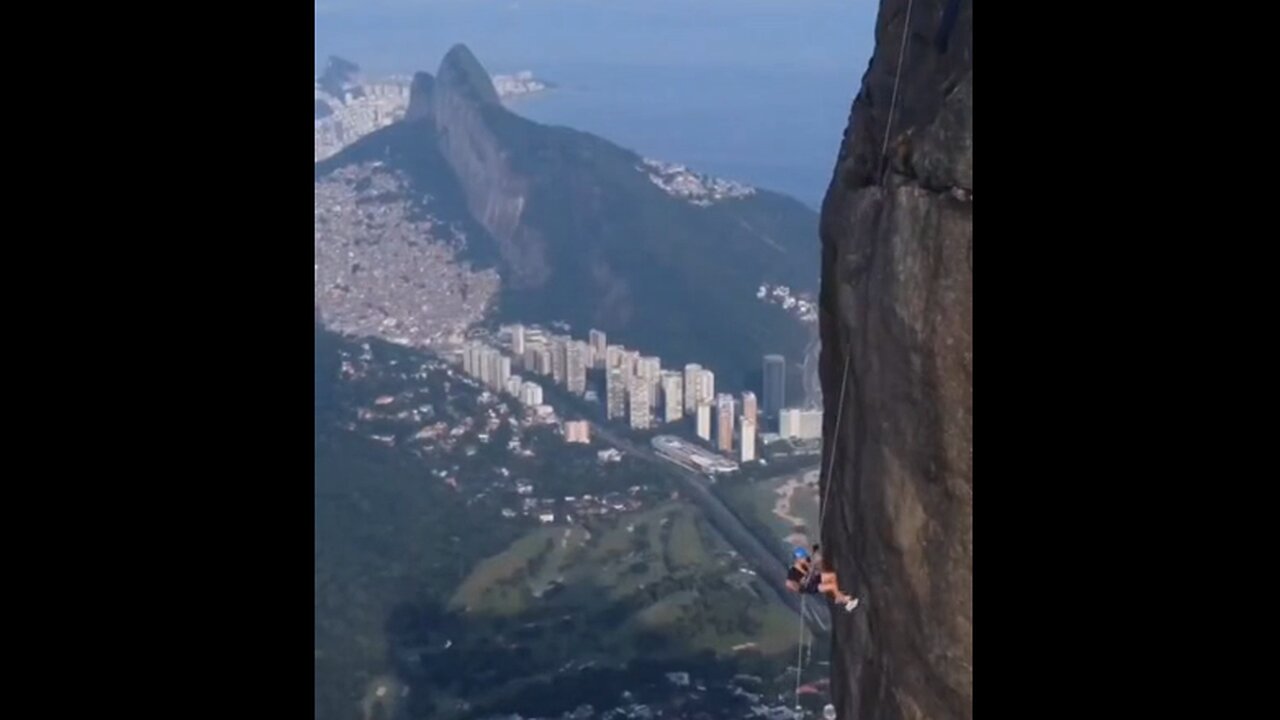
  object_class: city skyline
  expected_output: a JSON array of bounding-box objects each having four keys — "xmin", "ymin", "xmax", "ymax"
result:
[{"xmin": 459, "ymin": 323, "xmax": 818, "ymax": 463}]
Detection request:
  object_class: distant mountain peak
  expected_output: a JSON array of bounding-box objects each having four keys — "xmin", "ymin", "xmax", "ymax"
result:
[
  {"xmin": 406, "ymin": 71, "xmax": 436, "ymax": 122},
  {"xmin": 325, "ymin": 55, "xmax": 359, "ymax": 75},
  {"xmin": 318, "ymin": 55, "xmax": 361, "ymax": 99},
  {"xmin": 437, "ymin": 44, "xmax": 501, "ymax": 106}
]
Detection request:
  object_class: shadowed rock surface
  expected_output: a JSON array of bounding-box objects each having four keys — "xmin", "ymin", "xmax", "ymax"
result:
[
  {"xmin": 432, "ymin": 45, "xmax": 548, "ymax": 289},
  {"xmin": 404, "ymin": 71, "xmax": 435, "ymax": 123},
  {"xmin": 818, "ymin": 1, "xmax": 971, "ymax": 719}
]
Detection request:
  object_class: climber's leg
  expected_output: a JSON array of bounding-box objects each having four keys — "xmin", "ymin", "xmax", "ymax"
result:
[{"xmin": 819, "ymin": 571, "xmax": 861, "ymax": 612}]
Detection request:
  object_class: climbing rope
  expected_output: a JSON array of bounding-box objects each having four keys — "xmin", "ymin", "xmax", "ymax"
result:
[
  {"xmin": 799, "ymin": 3, "xmax": 916, "ymax": 714},
  {"xmin": 879, "ymin": 0, "xmax": 916, "ymax": 176},
  {"xmin": 819, "ymin": 0, "xmax": 914, "ymax": 542},
  {"xmin": 794, "ymin": 594, "xmax": 807, "ymax": 709},
  {"xmin": 791, "ymin": 350, "xmax": 848, "ymax": 714},
  {"xmin": 817, "ymin": 351, "xmax": 851, "ymax": 538},
  {"xmin": 818, "ymin": 0, "xmax": 915, "ymax": 544}
]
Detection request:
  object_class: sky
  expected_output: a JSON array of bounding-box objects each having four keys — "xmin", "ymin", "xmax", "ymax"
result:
[{"xmin": 315, "ymin": 0, "xmax": 878, "ymax": 76}]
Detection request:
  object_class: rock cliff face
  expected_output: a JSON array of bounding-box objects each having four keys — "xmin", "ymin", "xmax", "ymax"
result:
[
  {"xmin": 818, "ymin": 1, "xmax": 971, "ymax": 719},
  {"xmin": 430, "ymin": 45, "xmax": 548, "ymax": 288}
]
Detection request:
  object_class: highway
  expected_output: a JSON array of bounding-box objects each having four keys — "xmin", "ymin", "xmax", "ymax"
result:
[{"xmin": 586, "ymin": 420, "xmax": 833, "ymax": 634}]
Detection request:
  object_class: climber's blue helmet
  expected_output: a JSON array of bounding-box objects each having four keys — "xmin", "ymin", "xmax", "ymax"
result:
[{"xmin": 792, "ymin": 547, "xmax": 810, "ymax": 561}]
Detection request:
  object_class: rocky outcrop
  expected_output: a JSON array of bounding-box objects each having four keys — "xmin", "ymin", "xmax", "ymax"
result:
[
  {"xmin": 404, "ymin": 71, "xmax": 435, "ymax": 123},
  {"xmin": 428, "ymin": 44, "xmax": 549, "ymax": 288},
  {"xmin": 317, "ymin": 55, "xmax": 360, "ymax": 99},
  {"xmin": 818, "ymin": 1, "xmax": 971, "ymax": 719},
  {"xmin": 435, "ymin": 44, "xmax": 501, "ymax": 107}
]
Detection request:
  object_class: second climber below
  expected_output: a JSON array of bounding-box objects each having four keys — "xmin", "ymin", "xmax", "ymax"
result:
[{"xmin": 785, "ymin": 545, "xmax": 860, "ymax": 612}]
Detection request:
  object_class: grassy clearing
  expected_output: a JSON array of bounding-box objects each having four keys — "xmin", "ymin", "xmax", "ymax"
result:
[
  {"xmin": 451, "ymin": 527, "xmax": 562, "ymax": 614},
  {"xmin": 635, "ymin": 589, "xmax": 698, "ymax": 627},
  {"xmin": 450, "ymin": 498, "xmax": 804, "ymax": 665},
  {"xmin": 667, "ymin": 509, "xmax": 710, "ymax": 569},
  {"xmin": 745, "ymin": 602, "xmax": 806, "ymax": 655},
  {"xmin": 723, "ymin": 472, "xmax": 821, "ymax": 544}
]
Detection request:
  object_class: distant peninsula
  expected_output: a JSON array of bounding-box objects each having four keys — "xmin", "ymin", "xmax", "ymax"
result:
[{"xmin": 491, "ymin": 70, "xmax": 555, "ymax": 100}]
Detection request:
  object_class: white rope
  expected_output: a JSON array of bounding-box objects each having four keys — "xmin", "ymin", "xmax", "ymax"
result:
[
  {"xmin": 880, "ymin": 0, "xmax": 916, "ymax": 170},
  {"xmin": 794, "ymin": 594, "xmax": 808, "ymax": 709},
  {"xmin": 818, "ymin": 0, "xmax": 916, "ymax": 543},
  {"xmin": 796, "ymin": 6, "xmax": 916, "ymax": 716},
  {"xmin": 818, "ymin": 351, "xmax": 851, "ymax": 537}
]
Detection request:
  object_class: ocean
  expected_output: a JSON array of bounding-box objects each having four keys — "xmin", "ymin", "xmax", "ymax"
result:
[{"xmin": 508, "ymin": 62, "xmax": 862, "ymax": 209}]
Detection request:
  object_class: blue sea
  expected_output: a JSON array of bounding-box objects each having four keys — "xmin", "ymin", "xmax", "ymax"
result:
[{"xmin": 508, "ymin": 62, "xmax": 861, "ymax": 208}]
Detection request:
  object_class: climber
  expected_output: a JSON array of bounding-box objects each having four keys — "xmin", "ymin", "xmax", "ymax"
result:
[
  {"xmin": 785, "ymin": 546, "xmax": 819, "ymax": 593},
  {"xmin": 785, "ymin": 545, "xmax": 859, "ymax": 612}
]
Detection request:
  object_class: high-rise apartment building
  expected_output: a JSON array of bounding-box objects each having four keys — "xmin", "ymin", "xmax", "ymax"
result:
[
  {"xmin": 495, "ymin": 355, "xmax": 511, "ymax": 392},
  {"xmin": 536, "ymin": 347, "xmax": 552, "ymax": 377},
  {"xmin": 716, "ymin": 393, "xmax": 736, "ymax": 453},
  {"xmin": 605, "ymin": 345, "xmax": 627, "ymax": 375},
  {"xmin": 779, "ymin": 408, "xmax": 798, "ymax": 439},
  {"xmin": 478, "ymin": 345, "xmax": 490, "ymax": 377},
  {"xmin": 589, "ymin": 329, "xmax": 608, "ymax": 369},
  {"xmin": 551, "ymin": 336, "xmax": 569, "ymax": 386},
  {"xmin": 695, "ymin": 369, "xmax": 716, "ymax": 410},
  {"xmin": 511, "ymin": 324, "xmax": 526, "ymax": 356},
  {"xmin": 683, "ymin": 364, "xmax": 702, "ymax": 412},
  {"xmin": 481, "ymin": 348, "xmax": 501, "ymax": 389},
  {"xmin": 740, "ymin": 418, "xmax": 757, "ymax": 462},
  {"xmin": 661, "ymin": 372, "xmax": 684, "ymax": 423},
  {"xmin": 696, "ymin": 402, "xmax": 712, "ymax": 441},
  {"xmin": 639, "ymin": 356, "xmax": 662, "ymax": 407},
  {"xmin": 798, "ymin": 409, "xmax": 822, "ymax": 440},
  {"xmin": 624, "ymin": 351, "xmax": 641, "ymax": 380},
  {"xmin": 779, "ymin": 408, "xmax": 823, "ymax": 440},
  {"xmin": 640, "ymin": 356, "xmax": 661, "ymax": 377},
  {"xmin": 763, "ymin": 354, "xmax": 786, "ymax": 425},
  {"xmin": 629, "ymin": 374, "xmax": 652, "ymax": 430},
  {"xmin": 742, "ymin": 391, "xmax": 758, "ymax": 432},
  {"xmin": 567, "ymin": 341, "xmax": 588, "ymax": 395},
  {"xmin": 606, "ymin": 367, "xmax": 628, "ymax": 420},
  {"xmin": 465, "ymin": 345, "xmax": 485, "ymax": 380},
  {"xmin": 506, "ymin": 374, "xmax": 524, "ymax": 397}
]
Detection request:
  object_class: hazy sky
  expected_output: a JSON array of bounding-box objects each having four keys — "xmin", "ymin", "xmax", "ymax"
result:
[
  {"xmin": 315, "ymin": 0, "xmax": 878, "ymax": 76},
  {"xmin": 314, "ymin": 0, "xmax": 881, "ymax": 205}
]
